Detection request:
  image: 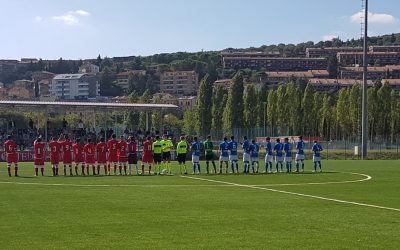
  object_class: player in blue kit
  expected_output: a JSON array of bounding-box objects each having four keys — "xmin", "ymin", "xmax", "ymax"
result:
[
  {"xmin": 191, "ymin": 137, "xmax": 201, "ymax": 174},
  {"xmin": 264, "ymin": 137, "xmax": 273, "ymax": 173},
  {"xmin": 219, "ymin": 137, "xmax": 230, "ymax": 174},
  {"xmin": 295, "ymin": 136, "xmax": 306, "ymax": 172},
  {"xmin": 250, "ymin": 139, "xmax": 260, "ymax": 173},
  {"xmin": 283, "ymin": 138, "xmax": 292, "ymax": 173},
  {"xmin": 242, "ymin": 136, "xmax": 251, "ymax": 173},
  {"xmin": 228, "ymin": 136, "xmax": 239, "ymax": 174},
  {"xmin": 274, "ymin": 138, "xmax": 284, "ymax": 173},
  {"xmin": 312, "ymin": 140, "xmax": 323, "ymax": 173}
]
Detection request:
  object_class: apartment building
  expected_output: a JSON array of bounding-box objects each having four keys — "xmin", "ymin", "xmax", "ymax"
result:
[
  {"xmin": 49, "ymin": 74, "xmax": 99, "ymax": 100},
  {"xmin": 337, "ymin": 52, "xmax": 400, "ymax": 66},
  {"xmin": 306, "ymin": 47, "xmax": 363, "ymax": 58},
  {"xmin": 160, "ymin": 71, "xmax": 199, "ymax": 96},
  {"xmin": 265, "ymin": 70, "xmax": 329, "ymax": 84},
  {"xmin": 340, "ymin": 65, "xmax": 400, "ymax": 80}
]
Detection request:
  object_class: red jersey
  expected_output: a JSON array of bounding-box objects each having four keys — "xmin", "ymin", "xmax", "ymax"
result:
[
  {"xmin": 107, "ymin": 139, "xmax": 118, "ymax": 162},
  {"xmin": 96, "ymin": 142, "xmax": 107, "ymax": 164},
  {"xmin": 4, "ymin": 140, "xmax": 17, "ymax": 154},
  {"xmin": 118, "ymin": 140, "xmax": 128, "ymax": 157},
  {"xmin": 49, "ymin": 140, "xmax": 61, "ymax": 164},
  {"xmin": 61, "ymin": 140, "xmax": 73, "ymax": 164},
  {"xmin": 83, "ymin": 143, "xmax": 96, "ymax": 164},
  {"xmin": 4, "ymin": 140, "xmax": 18, "ymax": 164},
  {"xmin": 142, "ymin": 140, "xmax": 153, "ymax": 163},
  {"xmin": 73, "ymin": 143, "xmax": 84, "ymax": 163},
  {"xmin": 34, "ymin": 141, "xmax": 45, "ymax": 166}
]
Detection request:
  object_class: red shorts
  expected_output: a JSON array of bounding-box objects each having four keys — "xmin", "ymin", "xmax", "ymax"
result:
[
  {"xmin": 74, "ymin": 155, "xmax": 84, "ymax": 163},
  {"xmin": 50, "ymin": 155, "xmax": 59, "ymax": 165},
  {"xmin": 108, "ymin": 153, "xmax": 118, "ymax": 163},
  {"xmin": 63, "ymin": 154, "xmax": 72, "ymax": 164},
  {"xmin": 142, "ymin": 154, "xmax": 153, "ymax": 164},
  {"xmin": 118, "ymin": 156, "xmax": 127, "ymax": 163},
  {"xmin": 85, "ymin": 156, "xmax": 96, "ymax": 165},
  {"xmin": 97, "ymin": 155, "xmax": 107, "ymax": 164},
  {"xmin": 6, "ymin": 153, "xmax": 18, "ymax": 164},
  {"xmin": 34, "ymin": 158, "xmax": 45, "ymax": 166}
]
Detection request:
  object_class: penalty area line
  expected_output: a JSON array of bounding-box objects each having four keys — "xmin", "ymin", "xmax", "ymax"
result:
[{"xmin": 181, "ymin": 175, "xmax": 400, "ymax": 212}]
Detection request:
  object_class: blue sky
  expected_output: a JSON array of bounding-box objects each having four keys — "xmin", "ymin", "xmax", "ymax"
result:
[{"xmin": 0, "ymin": 0, "xmax": 399, "ymax": 59}]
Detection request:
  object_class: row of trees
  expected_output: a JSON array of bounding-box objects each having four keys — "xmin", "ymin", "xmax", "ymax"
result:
[{"xmin": 192, "ymin": 73, "xmax": 400, "ymax": 141}]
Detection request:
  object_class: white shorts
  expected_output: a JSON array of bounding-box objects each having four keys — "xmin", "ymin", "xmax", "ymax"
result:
[
  {"xmin": 229, "ymin": 155, "xmax": 238, "ymax": 161},
  {"xmin": 243, "ymin": 153, "xmax": 250, "ymax": 162},
  {"xmin": 251, "ymin": 157, "xmax": 259, "ymax": 162},
  {"xmin": 313, "ymin": 156, "xmax": 321, "ymax": 162},
  {"xmin": 265, "ymin": 154, "xmax": 273, "ymax": 163},
  {"xmin": 192, "ymin": 156, "xmax": 200, "ymax": 164},
  {"xmin": 35, "ymin": 165, "xmax": 45, "ymax": 169},
  {"xmin": 275, "ymin": 156, "xmax": 283, "ymax": 163},
  {"xmin": 285, "ymin": 157, "xmax": 292, "ymax": 163},
  {"xmin": 295, "ymin": 154, "xmax": 305, "ymax": 161},
  {"xmin": 219, "ymin": 156, "xmax": 229, "ymax": 162}
]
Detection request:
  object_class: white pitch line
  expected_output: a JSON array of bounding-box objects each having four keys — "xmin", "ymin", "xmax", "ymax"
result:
[{"xmin": 182, "ymin": 175, "xmax": 400, "ymax": 212}]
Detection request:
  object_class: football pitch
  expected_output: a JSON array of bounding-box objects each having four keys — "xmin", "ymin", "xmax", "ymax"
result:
[{"xmin": 0, "ymin": 161, "xmax": 399, "ymax": 249}]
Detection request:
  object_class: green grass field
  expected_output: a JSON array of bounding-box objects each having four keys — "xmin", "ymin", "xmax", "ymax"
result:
[{"xmin": 1, "ymin": 160, "xmax": 399, "ymax": 249}]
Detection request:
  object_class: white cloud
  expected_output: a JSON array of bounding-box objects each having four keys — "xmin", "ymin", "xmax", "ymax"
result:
[
  {"xmin": 34, "ymin": 16, "xmax": 43, "ymax": 22},
  {"xmin": 322, "ymin": 34, "xmax": 339, "ymax": 41},
  {"xmin": 350, "ymin": 11, "xmax": 397, "ymax": 24},
  {"xmin": 52, "ymin": 9, "xmax": 90, "ymax": 25}
]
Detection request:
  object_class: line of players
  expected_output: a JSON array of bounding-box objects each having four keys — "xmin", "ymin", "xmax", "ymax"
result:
[
  {"xmin": 193, "ymin": 135, "xmax": 323, "ymax": 175},
  {"xmin": 2, "ymin": 133, "xmax": 323, "ymax": 177}
]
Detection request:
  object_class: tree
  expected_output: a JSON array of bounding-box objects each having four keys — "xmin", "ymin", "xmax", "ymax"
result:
[
  {"xmin": 320, "ymin": 94, "xmax": 333, "ymax": 139},
  {"xmin": 286, "ymin": 82, "xmax": 302, "ymax": 135},
  {"xmin": 311, "ymin": 92, "xmax": 323, "ymax": 136},
  {"xmin": 276, "ymin": 85, "xmax": 288, "ymax": 130},
  {"xmin": 124, "ymin": 91, "xmax": 140, "ymax": 129},
  {"xmin": 182, "ymin": 110, "xmax": 198, "ymax": 135},
  {"xmin": 327, "ymin": 56, "xmax": 339, "ymax": 78},
  {"xmin": 243, "ymin": 84, "xmax": 258, "ymax": 128},
  {"xmin": 256, "ymin": 84, "xmax": 268, "ymax": 128},
  {"xmin": 301, "ymin": 84, "xmax": 315, "ymax": 136},
  {"xmin": 368, "ymin": 86, "xmax": 379, "ymax": 140},
  {"xmin": 212, "ymin": 85, "xmax": 227, "ymax": 133},
  {"xmin": 196, "ymin": 74, "xmax": 213, "ymax": 137},
  {"xmin": 223, "ymin": 73, "xmax": 244, "ymax": 132},
  {"xmin": 376, "ymin": 82, "xmax": 392, "ymax": 139},
  {"xmin": 267, "ymin": 90, "xmax": 278, "ymax": 135},
  {"xmin": 336, "ymin": 88, "xmax": 351, "ymax": 138},
  {"xmin": 138, "ymin": 90, "xmax": 152, "ymax": 130},
  {"xmin": 389, "ymin": 90, "xmax": 399, "ymax": 143},
  {"xmin": 99, "ymin": 67, "xmax": 122, "ymax": 96},
  {"xmin": 348, "ymin": 84, "xmax": 361, "ymax": 137}
]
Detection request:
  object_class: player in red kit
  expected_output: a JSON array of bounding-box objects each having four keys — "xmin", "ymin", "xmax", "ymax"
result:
[
  {"xmin": 4, "ymin": 135, "xmax": 18, "ymax": 177},
  {"xmin": 96, "ymin": 137, "xmax": 107, "ymax": 175},
  {"xmin": 142, "ymin": 136, "xmax": 153, "ymax": 175},
  {"xmin": 84, "ymin": 138, "xmax": 96, "ymax": 175},
  {"xmin": 49, "ymin": 137, "xmax": 61, "ymax": 176},
  {"xmin": 73, "ymin": 138, "xmax": 84, "ymax": 175},
  {"xmin": 34, "ymin": 136, "xmax": 46, "ymax": 176},
  {"xmin": 107, "ymin": 134, "xmax": 118, "ymax": 175},
  {"xmin": 61, "ymin": 135, "xmax": 73, "ymax": 176},
  {"xmin": 127, "ymin": 136, "xmax": 138, "ymax": 175},
  {"xmin": 118, "ymin": 136, "xmax": 128, "ymax": 175}
]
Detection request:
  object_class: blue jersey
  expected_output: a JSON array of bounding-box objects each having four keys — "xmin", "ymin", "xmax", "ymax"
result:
[
  {"xmin": 219, "ymin": 141, "xmax": 229, "ymax": 157},
  {"xmin": 274, "ymin": 143, "xmax": 284, "ymax": 157},
  {"xmin": 250, "ymin": 143, "xmax": 260, "ymax": 158},
  {"xmin": 265, "ymin": 141, "xmax": 273, "ymax": 155},
  {"xmin": 296, "ymin": 140, "xmax": 305, "ymax": 155},
  {"xmin": 191, "ymin": 141, "xmax": 201, "ymax": 156},
  {"xmin": 284, "ymin": 142, "xmax": 292, "ymax": 157},
  {"xmin": 312, "ymin": 143, "xmax": 323, "ymax": 157},
  {"xmin": 242, "ymin": 140, "xmax": 251, "ymax": 154},
  {"xmin": 228, "ymin": 140, "xmax": 238, "ymax": 156}
]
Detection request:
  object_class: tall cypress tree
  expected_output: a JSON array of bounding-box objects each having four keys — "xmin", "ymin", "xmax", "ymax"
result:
[
  {"xmin": 256, "ymin": 84, "xmax": 268, "ymax": 128},
  {"xmin": 267, "ymin": 90, "xmax": 278, "ymax": 136},
  {"xmin": 196, "ymin": 74, "xmax": 213, "ymax": 137},
  {"xmin": 243, "ymin": 84, "xmax": 258, "ymax": 128},
  {"xmin": 212, "ymin": 85, "xmax": 227, "ymax": 133},
  {"xmin": 223, "ymin": 73, "xmax": 244, "ymax": 132},
  {"xmin": 301, "ymin": 84, "xmax": 315, "ymax": 136}
]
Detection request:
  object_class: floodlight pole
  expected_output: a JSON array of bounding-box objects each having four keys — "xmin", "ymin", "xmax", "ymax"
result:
[{"xmin": 361, "ymin": 0, "xmax": 368, "ymax": 159}]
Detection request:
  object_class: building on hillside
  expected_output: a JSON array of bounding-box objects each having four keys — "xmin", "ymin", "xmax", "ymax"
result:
[
  {"xmin": 0, "ymin": 87, "xmax": 7, "ymax": 99},
  {"xmin": 78, "ymin": 63, "xmax": 100, "ymax": 74},
  {"xmin": 0, "ymin": 60, "xmax": 18, "ymax": 74},
  {"xmin": 178, "ymin": 96, "xmax": 197, "ymax": 111},
  {"xmin": 115, "ymin": 70, "xmax": 147, "ymax": 92},
  {"xmin": 32, "ymin": 71, "xmax": 55, "ymax": 82},
  {"xmin": 7, "ymin": 86, "xmax": 33, "ymax": 99},
  {"xmin": 49, "ymin": 74, "xmax": 99, "ymax": 100},
  {"xmin": 220, "ymin": 51, "xmax": 281, "ymax": 58},
  {"xmin": 213, "ymin": 79, "xmax": 233, "ymax": 89},
  {"xmin": 222, "ymin": 56, "xmax": 328, "ymax": 71},
  {"xmin": 265, "ymin": 70, "xmax": 329, "ymax": 84},
  {"xmin": 306, "ymin": 47, "xmax": 363, "ymax": 58},
  {"xmin": 160, "ymin": 71, "xmax": 199, "ymax": 96},
  {"xmin": 38, "ymin": 80, "xmax": 50, "ymax": 96},
  {"xmin": 340, "ymin": 65, "xmax": 400, "ymax": 80},
  {"xmin": 337, "ymin": 52, "xmax": 400, "ymax": 66},
  {"xmin": 151, "ymin": 93, "xmax": 178, "ymax": 105},
  {"xmin": 369, "ymin": 45, "xmax": 400, "ymax": 53},
  {"xmin": 309, "ymin": 78, "xmax": 375, "ymax": 91}
]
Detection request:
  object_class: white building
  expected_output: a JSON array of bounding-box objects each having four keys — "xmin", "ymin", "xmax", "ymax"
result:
[
  {"xmin": 79, "ymin": 63, "xmax": 100, "ymax": 74},
  {"xmin": 50, "ymin": 74, "xmax": 100, "ymax": 100}
]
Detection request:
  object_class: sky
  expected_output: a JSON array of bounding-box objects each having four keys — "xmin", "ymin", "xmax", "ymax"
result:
[{"xmin": 0, "ymin": 0, "xmax": 399, "ymax": 60}]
